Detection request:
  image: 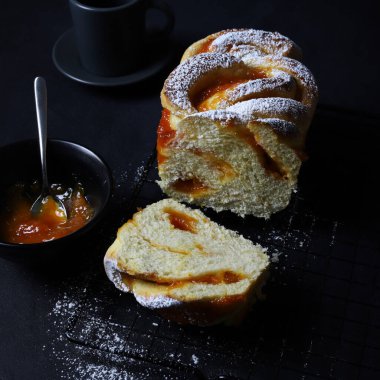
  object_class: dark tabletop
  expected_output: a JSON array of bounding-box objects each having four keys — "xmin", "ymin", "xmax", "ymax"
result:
[{"xmin": 0, "ymin": 1, "xmax": 379, "ymax": 379}]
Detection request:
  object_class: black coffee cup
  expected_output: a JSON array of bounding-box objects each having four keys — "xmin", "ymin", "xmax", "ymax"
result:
[{"xmin": 69, "ymin": 0, "xmax": 174, "ymax": 76}]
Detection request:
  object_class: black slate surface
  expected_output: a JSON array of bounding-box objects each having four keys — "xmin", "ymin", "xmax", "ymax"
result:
[{"xmin": 0, "ymin": 1, "xmax": 379, "ymax": 379}]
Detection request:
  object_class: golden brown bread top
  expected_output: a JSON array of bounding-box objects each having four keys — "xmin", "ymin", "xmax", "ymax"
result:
[{"xmin": 161, "ymin": 53, "xmax": 317, "ymax": 119}]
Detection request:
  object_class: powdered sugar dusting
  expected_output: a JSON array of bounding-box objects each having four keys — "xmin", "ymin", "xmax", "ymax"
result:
[
  {"xmin": 190, "ymin": 108, "xmax": 249, "ymax": 126},
  {"xmin": 224, "ymin": 71, "xmax": 296, "ymax": 105},
  {"xmin": 256, "ymin": 118, "xmax": 298, "ymax": 136},
  {"xmin": 134, "ymin": 294, "xmax": 182, "ymax": 309},
  {"xmin": 104, "ymin": 257, "xmax": 130, "ymax": 293},
  {"xmin": 164, "ymin": 51, "xmax": 317, "ymax": 130},
  {"xmin": 164, "ymin": 53, "xmax": 239, "ymax": 113},
  {"xmin": 227, "ymin": 97, "xmax": 308, "ymax": 121},
  {"xmin": 210, "ymin": 29, "xmax": 302, "ymax": 59},
  {"xmin": 225, "ymin": 97, "xmax": 305, "ymax": 135},
  {"xmin": 242, "ymin": 55, "xmax": 318, "ymax": 105}
]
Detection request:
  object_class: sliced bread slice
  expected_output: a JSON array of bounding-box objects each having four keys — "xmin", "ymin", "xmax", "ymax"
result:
[{"xmin": 104, "ymin": 199, "xmax": 269, "ymax": 326}]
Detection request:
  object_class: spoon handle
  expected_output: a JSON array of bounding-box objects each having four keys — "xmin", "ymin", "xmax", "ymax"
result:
[{"xmin": 34, "ymin": 77, "xmax": 49, "ymax": 193}]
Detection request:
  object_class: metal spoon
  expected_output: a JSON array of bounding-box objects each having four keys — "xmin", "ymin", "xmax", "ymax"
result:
[{"xmin": 30, "ymin": 77, "xmax": 67, "ymax": 221}]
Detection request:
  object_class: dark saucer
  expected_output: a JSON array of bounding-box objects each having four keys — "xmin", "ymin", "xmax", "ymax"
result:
[{"xmin": 52, "ymin": 29, "xmax": 173, "ymax": 87}]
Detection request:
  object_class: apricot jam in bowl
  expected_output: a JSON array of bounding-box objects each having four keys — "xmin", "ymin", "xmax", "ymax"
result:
[{"xmin": 0, "ymin": 139, "xmax": 112, "ymax": 254}]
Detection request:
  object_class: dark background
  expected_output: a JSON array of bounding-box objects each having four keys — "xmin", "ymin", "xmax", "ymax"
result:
[{"xmin": 0, "ymin": 0, "xmax": 379, "ymax": 379}]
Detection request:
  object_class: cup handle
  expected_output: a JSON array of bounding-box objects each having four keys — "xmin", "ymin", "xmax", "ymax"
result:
[{"xmin": 145, "ymin": 0, "xmax": 175, "ymax": 43}]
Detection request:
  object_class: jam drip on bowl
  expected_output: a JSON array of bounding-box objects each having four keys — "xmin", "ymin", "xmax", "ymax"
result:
[{"xmin": 0, "ymin": 182, "xmax": 94, "ymax": 244}]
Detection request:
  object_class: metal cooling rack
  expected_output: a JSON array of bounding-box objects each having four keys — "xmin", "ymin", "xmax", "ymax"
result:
[{"xmin": 64, "ymin": 107, "xmax": 380, "ymax": 379}]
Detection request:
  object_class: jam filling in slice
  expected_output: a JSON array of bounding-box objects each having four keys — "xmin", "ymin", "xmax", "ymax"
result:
[
  {"xmin": 164, "ymin": 207, "xmax": 198, "ymax": 233},
  {"xmin": 171, "ymin": 178, "xmax": 210, "ymax": 197}
]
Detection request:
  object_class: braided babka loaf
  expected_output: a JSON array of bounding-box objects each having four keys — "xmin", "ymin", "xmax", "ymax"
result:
[
  {"xmin": 104, "ymin": 199, "xmax": 269, "ymax": 326},
  {"xmin": 157, "ymin": 29, "xmax": 318, "ymax": 218}
]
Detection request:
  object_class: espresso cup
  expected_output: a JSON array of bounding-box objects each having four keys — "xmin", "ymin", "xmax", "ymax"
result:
[{"xmin": 69, "ymin": 0, "xmax": 174, "ymax": 76}]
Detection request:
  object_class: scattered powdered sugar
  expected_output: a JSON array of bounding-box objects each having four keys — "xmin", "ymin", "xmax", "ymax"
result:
[
  {"xmin": 45, "ymin": 279, "xmax": 140, "ymax": 380},
  {"xmin": 209, "ymin": 29, "xmax": 302, "ymax": 59},
  {"xmin": 73, "ymin": 363, "xmax": 134, "ymax": 380},
  {"xmin": 45, "ymin": 287, "xmax": 90, "ymax": 379},
  {"xmin": 45, "ymin": 277, "xmax": 190, "ymax": 379},
  {"xmin": 134, "ymin": 165, "xmax": 147, "ymax": 183},
  {"xmin": 191, "ymin": 354, "xmax": 199, "ymax": 365},
  {"xmin": 114, "ymin": 169, "xmax": 129, "ymax": 190},
  {"xmin": 50, "ymin": 291, "xmax": 81, "ymax": 319},
  {"xmin": 330, "ymin": 221, "xmax": 339, "ymax": 247},
  {"xmin": 269, "ymin": 248, "xmax": 283, "ymax": 263}
]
